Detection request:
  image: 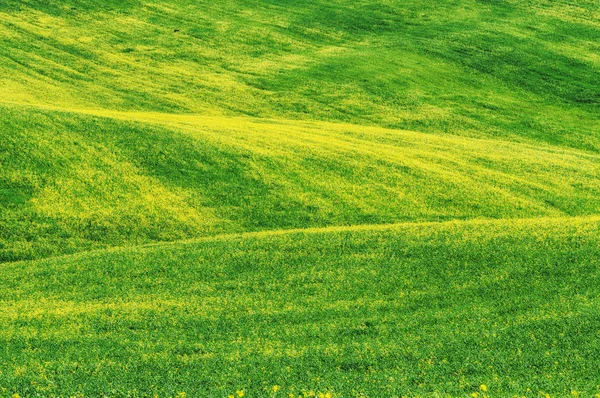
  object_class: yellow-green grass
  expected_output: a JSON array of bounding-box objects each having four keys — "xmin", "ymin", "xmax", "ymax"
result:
[
  {"xmin": 2, "ymin": 0, "xmax": 600, "ymax": 395},
  {"xmin": 3, "ymin": 103, "xmax": 600, "ymax": 262},
  {"xmin": 2, "ymin": 216, "xmax": 600, "ymax": 397},
  {"xmin": 1, "ymin": 0, "xmax": 599, "ymax": 150}
]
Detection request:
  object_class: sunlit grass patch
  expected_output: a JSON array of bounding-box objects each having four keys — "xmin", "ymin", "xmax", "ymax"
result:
[{"xmin": 2, "ymin": 103, "xmax": 600, "ymax": 262}]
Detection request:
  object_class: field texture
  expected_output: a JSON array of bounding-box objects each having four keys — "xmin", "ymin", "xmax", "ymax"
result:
[{"xmin": 1, "ymin": 0, "xmax": 599, "ymax": 397}]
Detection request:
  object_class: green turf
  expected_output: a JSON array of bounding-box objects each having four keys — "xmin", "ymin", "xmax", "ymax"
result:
[
  {"xmin": 2, "ymin": 217, "xmax": 600, "ymax": 397},
  {"xmin": 0, "ymin": 0, "xmax": 599, "ymax": 149},
  {"xmin": 3, "ymin": 103, "xmax": 600, "ymax": 262},
  {"xmin": 1, "ymin": 0, "xmax": 600, "ymax": 396}
]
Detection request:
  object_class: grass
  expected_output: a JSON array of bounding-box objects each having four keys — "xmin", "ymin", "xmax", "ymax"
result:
[
  {"xmin": 0, "ymin": 0, "xmax": 599, "ymax": 149},
  {"xmin": 1, "ymin": 0, "xmax": 600, "ymax": 396},
  {"xmin": 2, "ymin": 217, "xmax": 600, "ymax": 397},
  {"xmin": 3, "ymin": 103, "xmax": 600, "ymax": 262}
]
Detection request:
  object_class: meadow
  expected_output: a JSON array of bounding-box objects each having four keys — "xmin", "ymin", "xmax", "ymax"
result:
[
  {"xmin": 3, "ymin": 217, "xmax": 600, "ymax": 397},
  {"xmin": 1, "ymin": 0, "xmax": 599, "ymax": 396}
]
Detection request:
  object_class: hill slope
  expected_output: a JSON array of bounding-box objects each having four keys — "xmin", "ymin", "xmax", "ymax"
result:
[
  {"xmin": 1, "ymin": 0, "xmax": 600, "ymax": 396},
  {"xmin": 2, "ymin": 217, "xmax": 600, "ymax": 396},
  {"xmin": 2, "ymin": 103, "xmax": 600, "ymax": 262},
  {"xmin": 2, "ymin": 0, "xmax": 599, "ymax": 262},
  {"xmin": 1, "ymin": 0, "xmax": 599, "ymax": 149}
]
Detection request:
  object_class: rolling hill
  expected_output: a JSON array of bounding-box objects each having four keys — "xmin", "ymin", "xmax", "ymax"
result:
[
  {"xmin": 1, "ymin": 0, "xmax": 599, "ymax": 396},
  {"xmin": 3, "ymin": 102, "xmax": 600, "ymax": 263},
  {"xmin": 3, "ymin": 217, "xmax": 600, "ymax": 396}
]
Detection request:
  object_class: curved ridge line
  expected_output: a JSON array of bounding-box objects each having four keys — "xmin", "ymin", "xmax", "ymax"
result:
[
  {"xmin": 2, "ymin": 100, "xmax": 598, "ymax": 159},
  {"xmin": 8, "ymin": 214, "xmax": 600, "ymax": 266}
]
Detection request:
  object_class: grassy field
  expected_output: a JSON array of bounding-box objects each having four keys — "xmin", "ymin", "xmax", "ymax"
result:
[
  {"xmin": 1, "ymin": 0, "xmax": 600, "ymax": 396},
  {"xmin": 3, "ymin": 217, "xmax": 600, "ymax": 397},
  {"xmin": 3, "ymin": 102, "xmax": 600, "ymax": 262}
]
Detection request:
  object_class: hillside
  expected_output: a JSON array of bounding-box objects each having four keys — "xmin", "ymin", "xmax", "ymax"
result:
[
  {"xmin": 1, "ymin": 0, "xmax": 600, "ymax": 396},
  {"xmin": 3, "ymin": 102, "xmax": 600, "ymax": 262},
  {"xmin": 2, "ymin": 0, "xmax": 600, "ymax": 262},
  {"xmin": 2, "ymin": 217, "xmax": 600, "ymax": 396},
  {"xmin": 1, "ymin": 0, "xmax": 599, "ymax": 148}
]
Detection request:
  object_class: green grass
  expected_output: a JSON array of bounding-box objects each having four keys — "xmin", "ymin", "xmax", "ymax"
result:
[
  {"xmin": 0, "ymin": 0, "xmax": 599, "ymax": 149},
  {"xmin": 2, "ymin": 217, "xmax": 600, "ymax": 397},
  {"xmin": 3, "ymin": 103, "xmax": 600, "ymax": 262},
  {"xmin": 1, "ymin": 0, "xmax": 600, "ymax": 396}
]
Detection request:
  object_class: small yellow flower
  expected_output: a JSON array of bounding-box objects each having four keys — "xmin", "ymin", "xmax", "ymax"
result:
[
  {"xmin": 471, "ymin": 393, "xmax": 479, "ymax": 398},
  {"xmin": 571, "ymin": 391, "xmax": 579, "ymax": 397},
  {"xmin": 12, "ymin": 394, "xmax": 20, "ymax": 398},
  {"xmin": 177, "ymin": 393, "xmax": 186, "ymax": 398},
  {"xmin": 273, "ymin": 385, "xmax": 281, "ymax": 393},
  {"xmin": 480, "ymin": 385, "xmax": 487, "ymax": 392},
  {"xmin": 236, "ymin": 390, "xmax": 245, "ymax": 398},
  {"xmin": 228, "ymin": 395, "xmax": 235, "ymax": 398}
]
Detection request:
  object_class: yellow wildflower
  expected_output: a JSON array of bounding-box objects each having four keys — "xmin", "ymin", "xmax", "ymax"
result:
[
  {"xmin": 471, "ymin": 393, "xmax": 479, "ymax": 398},
  {"xmin": 480, "ymin": 385, "xmax": 487, "ymax": 392},
  {"xmin": 236, "ymin": 390, "xmax": 245, "ymax": 398},
  {"xmin": 273, "ymin": 385, "xmax": 281, "ymax": 393},
  {"xmin": 12, "ymin": 394, "xmax": 20, "ymax": 398}
]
